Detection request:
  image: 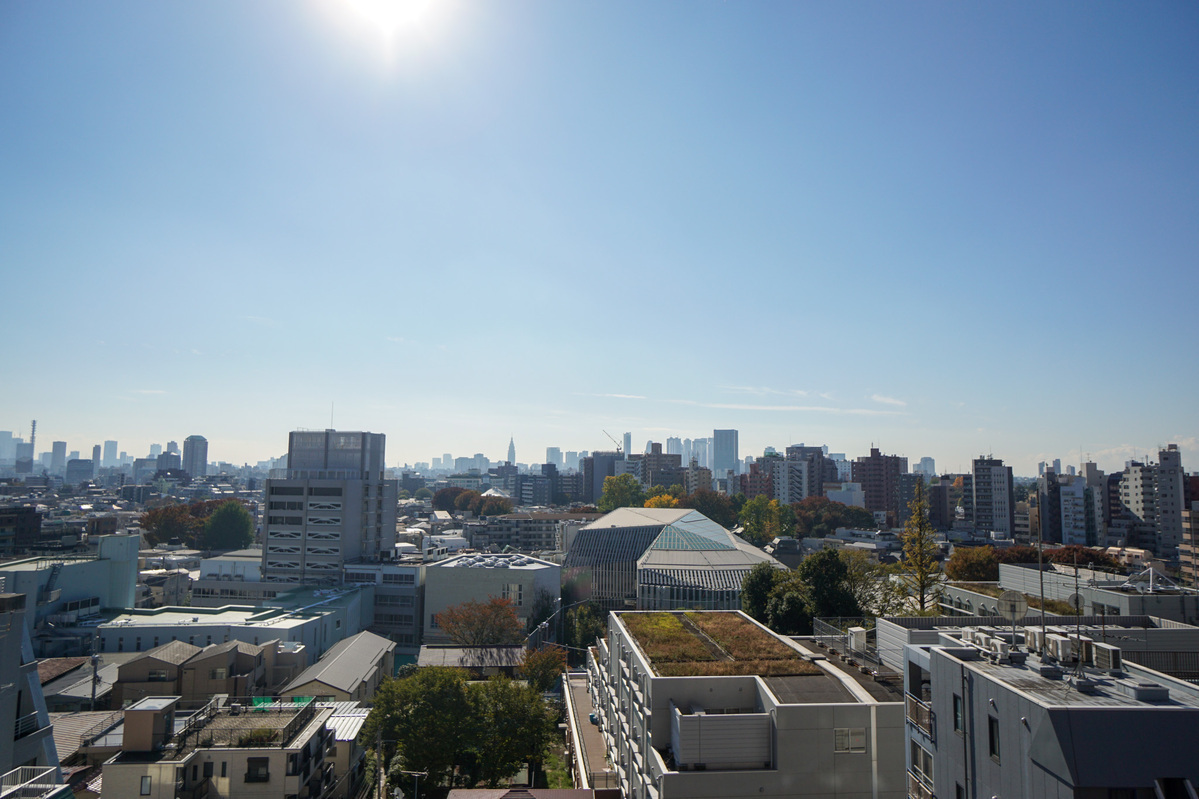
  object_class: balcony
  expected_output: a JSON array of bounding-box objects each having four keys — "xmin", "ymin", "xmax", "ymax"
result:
[
  {"xmin": 13, "ymin": 713, "xmax": 43, "ymax": 741},
  {"xmin": 907, "ymin": 770, "xmax": 935, "ymax": 799},
  {"xmin": 905, "ymin": 693, "xmax": 935, "ymax": 741}
]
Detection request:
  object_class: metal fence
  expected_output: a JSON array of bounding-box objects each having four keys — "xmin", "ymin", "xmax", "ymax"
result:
[{"xmin": 812, "ymin": 617, "xmax": 885, "ymax": 670}]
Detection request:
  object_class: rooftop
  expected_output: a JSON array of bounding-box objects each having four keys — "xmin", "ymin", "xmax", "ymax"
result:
[
  {"xmin": 618, "ymin": 611, "xmax": 821, "ymax": 678},
  {"xmin": 281, "ymin": 630, "xmax": 394, "ymax": 693},
  {"xmin": 582, "ymin": 507, "xmax": 693, "ymax": 529},
  {"xmin": 434, "ymin": 552, "xmax": 557, "ymax": 570}
]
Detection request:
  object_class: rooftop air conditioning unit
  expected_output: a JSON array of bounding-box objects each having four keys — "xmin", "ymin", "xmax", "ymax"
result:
[
  {"xmin": 1071, "ymin": 637, "xmax": 1093, "ymax": 665},
  {"xmin": 994, "ymin": 640, "xmax": 1010, "ymax": 659},
  {"xmin": 1026, "ymin": 629, "xmax": 1043, "ymax": 652},
  {"xmin": 1093, "ymin": 642, "xmax": 1123, "ymax": 673},
  {"xmin": 1048, "ymin": 635, "xmax": 1074, "ymax": 663}
]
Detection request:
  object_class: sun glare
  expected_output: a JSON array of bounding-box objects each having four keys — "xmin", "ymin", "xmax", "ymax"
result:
[{"xmin": 340, "ymin": 0, "xmax": 434, "ymax": 42}]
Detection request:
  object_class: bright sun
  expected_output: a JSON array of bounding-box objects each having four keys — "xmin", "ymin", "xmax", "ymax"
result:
[{"xmin": 341, "ymin": 0, "xmax": 434, "ymax": 41}]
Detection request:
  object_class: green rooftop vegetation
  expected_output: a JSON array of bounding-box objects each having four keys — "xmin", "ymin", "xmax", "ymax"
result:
[
  {"xmin": 620, "ymin": 611, "xmax": 821, "ymax": 677},
  {"xmin": 950, "ymin": 582, "xmax": 1080, "ymax": 615}
]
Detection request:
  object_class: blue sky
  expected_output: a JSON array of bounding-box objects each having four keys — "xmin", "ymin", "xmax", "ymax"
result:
[{"xmin": 2, "ymin": 1, "xmax": 1196, "ymax": 475}]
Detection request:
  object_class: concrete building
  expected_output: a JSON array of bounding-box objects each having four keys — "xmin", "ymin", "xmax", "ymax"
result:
[
  {"xmin": 904, "ymin": 625, "xmax": 1199, "ymax": 798},
  {"xmin": 968, "ymin": 456, "xmax": 1014, "ymax": 537},
  {"xmin": 182, "ymin": 435, "xmax": 208, "ymax": 479},
  {"xmin": 1113, "ymin": 445, "xmax": 1186, "ymax": 558},
  {"xmin": 587, "ymin": 610, "xmax": 905, "ymax": 799},
  {"xmin": 111, "ymin": 638, "xmax": 301, "ymax": 707},
  {"xmin": 772, "ymin": 459, "xmax": 810, "ymax": 504},
  {"xmin": 191, "ymin": 549, "xmax": 283, "ymax": 607},
  {"xmin": 852, "ymin": 448, "xmax": 908, "ymax": 528},
  {"xmin": 340, "ymin": 559, "xmax": 425, "ymax": 654},
  {"xmin": 469, "ymin": 512, "xmax": 601, "ymax": 553},
  {"xmin": 50, "ymin": 442, "xmax": 67, "ymax": 475},
  {"xmin": 423, "ymin": 553, "xmax": 560, "ymax": 644},
  {"xmin": 102, "ymin": 440, "xmax": 118, "ymax": 469},
  {"xmin": 261, "ymin": 430, "xmax": 398, "ymax": 586},
  {"xmin": 98, "ymin": 695, "xmax": 335, "ymax": 799},
  {"xmin": 824, "ymin": 481, "xmax": 866, "ymax": 509},
  {"xmin": 0, "ymin": 594, "xmax": 58, "ymax": 774}
]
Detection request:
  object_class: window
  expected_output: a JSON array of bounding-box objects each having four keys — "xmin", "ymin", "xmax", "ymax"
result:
[
  {"xmin": 203, "ymin": 762, "xmax": 213, "ymax": 778},
  {"xmin": 833, "ymin": 727, "xmax": 867, "ymax": 753},
  {"xmin": 210, "ymin": 668, "xmax": 227, "ymax": 680},
  {"xmin": 953, "ymin": 694, "xmax": 964, "ymax": 733},
  {"xmin": 988, "ymin": 716, "xmax": 1001, "ymax": 761},
  {"xmin": 221, "ymin": 762, "xmax": 227, "ymax": 778},
  {"xmin": 148, "ymin": 669, "xmax": 169, "ymax": 682},
  {"xmin": 245, "ymin": 757, "xmax": 270, "ymax": 783},
  {"xmin": 140, "ymin": 777, "xmax": 152, "ymax": 795}
]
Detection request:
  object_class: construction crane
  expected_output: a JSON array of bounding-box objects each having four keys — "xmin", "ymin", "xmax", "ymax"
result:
[{"xmin": 602, "ymin": 429, "xmax": 623, "ymax": 456}]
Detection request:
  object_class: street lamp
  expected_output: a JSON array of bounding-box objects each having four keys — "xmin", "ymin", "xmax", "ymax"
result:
[{"xmin": 395, "ymin": 770, "xmax": 426, "ymax": 799}]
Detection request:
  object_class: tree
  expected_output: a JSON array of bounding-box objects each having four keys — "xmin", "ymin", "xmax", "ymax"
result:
[
  {"xmin": 470, "ymin": 677, "xmax": 557, "ymax": 788},
  {"xmin": 454, "ymin": 490, "xmax": 483, "ymax": 512},
  {"xmin": 900, "ymin": 482, "xmax": 942, "ymax": 612},
  {"xmin": 565, "ymin": 602, "xmax": 606, "ymax": 661},
  {"xmin": 945, "ymin": 546, "xmax": 999, "ymax": 582},
  {"xmin": 473, "ymin": 496, "xmax": 513, "ymax": 517},
  {"xmin": 738, "ymin": 496, "xmax": 795, "ymax": 546},
  {"xmin": 140, "ymin": 503, "xmax": 201, "ymax": 546},
  {"xmin": 433, "ymin": 486, "xmax": 467, "ymax": 511},
  {"xmin": 791, "ymin": 496, "xmax": 876, "ymax": 538},
  {"xmin": 644, "ymin": 493, "xmax": 679, "ymax": 509},
  {"xmin": 598, "ymin": 474, "xmax": 646, "ymax": 512},
  {"xmin": 438, "ymin": 597, "xmax": 524, "ymax": 646},
  {"xmin": 675, "ymin": 489, "xmax": 737, "ymax": 528},
  {"xmin": 740, "ymin": 561, "xmax": 782, "ymax": 623},
  {"xmin": 839, "ymin": 550, "xmax": 907, "ymax": 617},
  {"xmin": 995, "ymin": 545, "xmax": 1042, "ymax": 564},
  {"xmin": 202, "ymin": 501, "xmax": 254, "ymax": 551},
  {"xmin": 525, "ymin": 588, "xmax": 558, "ymax": 634},
  {"xmin": 797, "ymin": 548, "xmax": 861, "ymax": 618},
  {"xmin": 765, "ymin": 580, "xmax": 812, "ymax": 635},
  {"xmin": 1045, "ymin": 545, "xmax": 1124, "ymax": 571},
  {"xmin": 414, "ymin": 487, "xmax": 433, "ymax": 500},
  {"xmin": 518, "ymin": 646, "xmax": 567, "ymax": 693},
  {"xmin": 361, "ymin": 668, "xmax": 477, "ymax": 789}
]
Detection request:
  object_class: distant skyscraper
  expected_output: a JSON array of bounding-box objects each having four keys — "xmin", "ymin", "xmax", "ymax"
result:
[
  {"xmin": 50, "ymin": 441, "xmax": 67, "ymax": 474},
  {"xmin": 92, "ymin": 444, "xmax": 102, "ymax": 471},
  {"xmin": 149, "ymin": 443, "xmax": 162, "ymax": 458},
  {"xmin": 507, "ymin": 438, "xmax": 516, "ymax": 464},
  {"xmin": 0, "ymin": 431, "xmax": 13, "ymax": 463},
  {"xmin": 666, "ymin": 437, "xmax": 682, "ymax": 456},
  {"xmin": 182, "ymin": 435, "xmax": 208, "ymax": 478},
  {"xmin": 713, "ymin": 429, "xmax": 739, "ymax": 477},
  {"xmin": 1052, "ymin": 458, "xmax": 1062, "ymax": 474},
  {"xmin": 103, "ymin": 440, "xmax": 117, "ymax": 468},
  {"xmin": 915, "ymin": 457, "xmax": 936, "ymax": 477},
  {"xmin": 166, "ymin": 440, "xmax": 179, "ymax": 454},
  {"xmin": 545, "ymin": 447, "xmax": 562, "ymax": 469},
  {"xmin": 970, "ymin": 456, "xmax": 1014, "ymax": 537},
  {"xmin": 623, "ymin": 432, "xmax": 632, "ymax": 458}
]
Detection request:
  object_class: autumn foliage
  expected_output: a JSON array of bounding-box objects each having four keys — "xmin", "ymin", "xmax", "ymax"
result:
[{"xmin": 437, "ymin": 597, "xmax": 524, "ymax": 646}]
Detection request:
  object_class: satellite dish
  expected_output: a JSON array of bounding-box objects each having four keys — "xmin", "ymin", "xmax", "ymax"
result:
[
  {"xmin": 997, "ymin": 590, "xmax": 1028, "ymax": 622},
  {"xmin": 1067, "ymin": 593, "xmax": 1084, "ymax": 613}
]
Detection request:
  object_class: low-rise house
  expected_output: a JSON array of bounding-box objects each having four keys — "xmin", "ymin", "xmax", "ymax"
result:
[
  {"xmin": 415, "ymin": 645, "xmax": 524, "ymax": 679},
  {"xmin": 280, "ymin": 631, "xmax": 395, "ymax": 703}
]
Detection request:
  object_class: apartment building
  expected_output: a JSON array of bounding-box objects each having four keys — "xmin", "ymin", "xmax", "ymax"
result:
[
  {"xmin": 904, "ymin": 627, "xmax": 1199, "ymax": 798},
  {"xmin": 424, "ymin": 553, "xmax": 560, "ymax": 644},
  {"xmin": 587, "ymin": 610, "xmax": 905, "ymax": 799}
]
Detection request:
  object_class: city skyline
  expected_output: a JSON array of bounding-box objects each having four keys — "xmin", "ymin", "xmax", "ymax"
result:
[{"xmin": 2, "ymin": 3, "xmax": 1196, "ymax": 479}]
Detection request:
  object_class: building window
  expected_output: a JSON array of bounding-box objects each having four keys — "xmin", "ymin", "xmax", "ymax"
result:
[
  {"xmin": 833, "ymin": 727, "xmax": 866, "ymax": 753},
  {"xmin": 140, "ymin": 777, "xmax": 152, "ymax": 795},
  {"xmin": 221, "ymin": 762, "xmax": 227, "ymax": 778},
  {"xmin": 210, "ymin": 668, "xmax": 227, "ymax": 680},
  {"xmin": 953, "ymin": 694, "xmax": 964, "ymax": 733},
  {"xmin": 148, "ymin": 669, "xmax": 168, "ymax": 682},
  {"xmin": 988, "ymin": 716, "xmax": 1001, "ymax": 761},
  {"xmin": 246, "ymin": 757, "xmax": 270, "ymax": 783}
]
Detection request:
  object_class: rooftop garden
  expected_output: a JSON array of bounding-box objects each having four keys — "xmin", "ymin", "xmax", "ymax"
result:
[
  {"xmin": 949, "ymin": 583, "xmax": 1080, "ymax": 616},
  {"xmin": 621, "ymin": 611, "xmax": 820, "ymax": 677}
]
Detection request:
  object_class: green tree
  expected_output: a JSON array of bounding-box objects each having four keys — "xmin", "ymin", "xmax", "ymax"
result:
[
  {"xmin": 472, "ymin": 495, "xmax": 514, "ymax": 517},
  {"xmin": 470, "ymin": 677, "xmax": 558, "ymax": 788},
  {"xmin": 454, "ymin": 490, "xmax": 483, "ymax": 512},
  {"xmin": 839, "ymin": 550, "xmax": 906, "ymax": 617},
  {"xmin": 140, "ymin": 503, "xmax": 201, "ymax": 546},
  {"xmin": 900, "ymin": 482, "xmax": 942, "ymax": 612},
  {"xmin": 202, "ymin": 501, "xmax": 254, "ymax": 551},
  {"xmin": 414, "ymin": 487, "xmax": 433, "ymax": 500},
  {"xmin": 791, "ymin": 496, "xmax": 876, "ymax": 538},
  {"xmin": 361, "ymin": 668, "xmax": 476, "ymax": 789},
  {"xmin": 565, "ymin": 603, "xmax": 606, "ymax": 661},
  {"xmin": 738, "ymin": 496, "xmax": 795, "ymax": 545},
  {"xmin": 525, "ymin": 588, "xmax": 558, "ymax": 634},
  {"xmin": 740, "ymin": 561, "xmax": 782, "ymax": 623},
  {"xmin": 518, "ymin": 646, "xmax": 567, "ymax": 693},
  {"xmin": 797, "ymin": 548, "xmax": 861, "ymax": 618},
  {"xmin": 765, "ymin": 577, "xmax": 813, "ymax": 635},
  {"xmin": 944, "ymin": 545, "xmax": 999, "ymax": 582},
  {"xmin": 438, "ymin": 597, "xmax": 524, "ymax": 646},
  {"xmin": 676, "ymin": 489, "xmax": 737, "ymax": 528},
  {"xmin": 598, "ymin": 474, "xmax": 646, "ymax": 512}
]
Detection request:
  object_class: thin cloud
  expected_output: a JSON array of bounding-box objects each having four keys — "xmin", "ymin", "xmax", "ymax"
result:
[
  {"xmin": 132, "ymin": 389, "xmax": 166, "ymax": 395},
  {"xmin": 578, "ymin": 392, "xmax": 647, "ymax": 400},
  {"xmin": 870, "ymin": 394, "xmax": 907, "ymax": 407},
  {"xmin": 720, "ymin": 385, "xmax": 809, "ymax": 397}
]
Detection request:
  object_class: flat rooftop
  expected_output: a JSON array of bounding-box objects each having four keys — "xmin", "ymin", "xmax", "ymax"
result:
[
  {"xmin": 618, "ymin": 611, "xmax": 822, "ymax": 678},
  {"xmin": 938, "ymin": 644, "xmax": 1199, "ymax": 709}
]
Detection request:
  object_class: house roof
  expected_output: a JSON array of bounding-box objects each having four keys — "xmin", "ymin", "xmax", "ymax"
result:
[
  {"xmin": 281, "ymin": 631, "xmax": 394, "ymax": 694},
  {"xmin": 326, "ymin": 711, "xmax": 369, "ymax": 741},
  {"xmin": 38, "ymin": 657, "xmax": 89, "ymax": 685},
  {"xmin": 128, "ymin": 640, "xmax": 203, "ymax": 667},
  {"xmin": 416, "ymin": 645, "xmax": 525, "ymax": 670},
  {"xmin": 581, "ymin": 507, "xmax": 693, "ymax": 530}
]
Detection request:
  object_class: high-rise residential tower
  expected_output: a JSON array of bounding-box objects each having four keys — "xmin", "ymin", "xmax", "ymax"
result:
[
  {"xmin": 713, "ymin": 429, "xmax": 739, "ymax": 478},
  {"xmin": 50, "ymin": 441, "xmax": 67, "ymax": 474},
  {"xmin": 182, "ymin": 435, "xmax": 208, "ymax": 478},
  {"xmin": 261, "ymin": 430, "xmax": 397, "ymax": 586},
  {"xmin": 103, "ymin": 440, "xmax": 118, "ymax": 468},
  {"xmin": 969, "ymin": 456, "xmax": 1014, "ymax": 537}
]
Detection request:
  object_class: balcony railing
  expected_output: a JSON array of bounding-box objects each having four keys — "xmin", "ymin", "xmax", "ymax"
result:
[
  {"xmin": 0, "ymin": 766, "xmax": 60, "ymax": 799},
  {"xmin": 12, "ymin": 713, "xmax": 42, "ymax": 741},
  {"xmin": 907, "ymin": 770, "xmax": 935, "ymax": 799},
  {"xmin": 906, "ymin": 693, "xmax": 935, "ymax": 741}
]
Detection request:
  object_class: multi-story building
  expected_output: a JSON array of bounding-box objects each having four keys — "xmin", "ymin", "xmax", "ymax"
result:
[
  {"xmin": 99, "ymin": 695, "xmax": 336, "ymax": 799},
  {"xmin": 341, "ymin": 560, "xmax": 425, "ymax": 655},
  {"xmin": 261, "ymin": 431, "xmax": 397, "ymax": 586},
  {"xmin": 904, "ymin": 625, "xmax": 1199, "ymax": 799},
  {"xmin": 1113, "ymin": 445, "xmax": 1186, "ymax": 558},
  {"xmin": 581, "ymin": 451, "xmax": 622, "ymax": 504},
  {"xmin": 969, "ymin": 456, "xmax": 1014, "ymax": 537},
  {"xmin": 713, "ymin": 429, "xmax": 739, "ymax": 478},
  {"xmin": 852, "ymin": 447, "xmax": 908, "ymax": 527},
  {"xmin": 423, "ymin": 552, "xmax": 560, "ymax": 644},
  {"xmin": 103, "ymin": 440, "xmax": 118, "ymax": 468},
  {"xmin": 182, "ymin": 435, "xmax": 208, "ymax": 479},
  {"xmin": 469, "ymin": 512, "xmax": 601, "ymax": 553},
  {"xmin": 0, "ymin": 505, "xmax": 42, "ymax": 555},
  {"xmin": 587, "ymin": 610, "xmax": 904, "ymax": 799},
  {"xmin": 638, "ymin": 443, "xmax": 682, "ymax": 490},
  {"xmin": 50, "ymin": 442, "xmax": 66, "ymax": 475},
  {"xmin": 772, "ymin": 458, "xmax": 809, "ymax": 504},
  {"xmin": 680, "ymin": 460, "xmax": 712, "ymax": 495},
  {"xmin": 0, "ymin": 594, "xmax": 57, "ymax": 774},
  {"xmin": 279, "ymin": 631, "xmax": 394, "ymax": 703}
]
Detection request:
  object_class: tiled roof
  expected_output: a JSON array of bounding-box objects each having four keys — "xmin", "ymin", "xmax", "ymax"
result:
[
  {"xmin": 281, "ymin": 631, "xmax": 394, "ymax": 694},
  {"xmin": 38, "ymin": 657, "xmax": 89, "ymax": 685}
]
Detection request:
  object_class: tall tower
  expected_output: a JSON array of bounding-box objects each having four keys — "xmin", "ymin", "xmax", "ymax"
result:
[
  {"xmin": 507, "ymin": 437, "xmax": 516, "ymax": 465},
  {"xmin": 182, "ymin": 435, "xmax": 209, "ymax": 478},
  {"xmin": 713, "ymin": 429, "xmax": 740, "ymax": 478}
]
